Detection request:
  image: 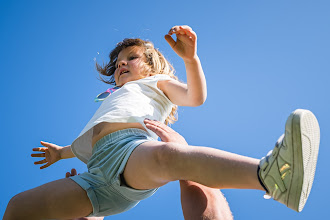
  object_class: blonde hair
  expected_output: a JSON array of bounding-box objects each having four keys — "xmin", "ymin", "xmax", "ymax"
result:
[{"xmin": 96, "ymin": 38, "xmax": 178, "ymax": 125}]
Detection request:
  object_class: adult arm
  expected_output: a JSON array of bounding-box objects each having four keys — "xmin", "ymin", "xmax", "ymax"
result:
[{"xmin": 144, "ymin": 119, "xmax": 233, "ymax": 220}]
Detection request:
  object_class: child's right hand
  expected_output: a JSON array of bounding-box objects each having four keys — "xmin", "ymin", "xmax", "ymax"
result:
[
  {"xmin": 31, "ymin": 141, "xmax": 63, "ymax": 169},
  {"xmin": 165, "ymin": 25, "xmax": 198, "ymax": 62}
]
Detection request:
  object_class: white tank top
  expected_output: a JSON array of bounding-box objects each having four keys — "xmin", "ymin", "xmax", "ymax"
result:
[{"xmin": 71, "ymin": 74, "xmax": 175, "ymax": 163}]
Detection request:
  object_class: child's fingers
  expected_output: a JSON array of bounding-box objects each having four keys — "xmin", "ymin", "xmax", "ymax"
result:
[
  {"xmin": 186, "ymin": 30, "xmax": 197, "ymax": 41},
  {"xmin": 40, "ymin": 141, "xmax": 56, "ymax": 148},
  {"xmin": 31, "ymin": 153, "xmax": 45, "ymax": 157},
  {"xmin": 169, "ymin": 25, "xmax": 194, "ymax": 37},
  {"xmin": 40, "ymin": 163, "xmax": 50, "ymax": 169},
  {"xmin": 165, "ymin": 34, "xmax": 176, "ymax": 48},
  {"xmin": 40, "ymin": 142, "xmax": 52, "ymax": 149},
  {"xmin": 168, "ymin": 26, "xmax": 179, "ymax": 35},
  {"xmin": 40, "ymin": 141, "xmax": 50, "ymax": 146},
  {"xmin": 178, "ymin": 27, "xmax": 197, "ymax": 42},
  {"xmin": 168, "ymin": 25, "xmax": 191, "ymax": 34},
  {"xmin": 180, "ymin": 25, "xmax": 193, "ymax": 31},
  {"xmin": 32, "ymin": 147, "xmax": 47, "ymax": 152},
  {"xmin": 178, "ymin": 26, "xmax": 191, "ymax": 36},
  {"xmin": 65, "ymin": 172, "xmax": 71, "ymax": 178},
  {"xmin": 34, "ymin": 159, "xmax": 47, "ymax": 165}
]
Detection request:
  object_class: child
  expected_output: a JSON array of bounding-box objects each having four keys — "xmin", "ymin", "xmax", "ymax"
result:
[
  {"xmin": 4, "ymin": 25, "xmax": 320, "ymax": 219},
  {"xmin": 64, "ymin": 118, "xmax": 234, "ymax": 220}
]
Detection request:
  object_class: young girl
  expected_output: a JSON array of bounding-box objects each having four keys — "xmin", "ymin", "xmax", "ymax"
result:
[{"xmin": 4, "ymin": 25, "xmax": 320, "ymax": 219}]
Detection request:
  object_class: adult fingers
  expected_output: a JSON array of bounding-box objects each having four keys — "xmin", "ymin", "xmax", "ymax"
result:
[
  {"xmin": 71, "ymin": 168, "xmax": 77, "ymax": 176},
  {"xmin": 149, "ymin": 119, "xmax": 173, "ymax": 133},
  {"xmin": 146, "ymin": 123, "xmax": 170, "ymax": 142},
  {"xmin": 147, "ymin": 117, "xmax": 175, "ymax": 133},
  {"xmin": 144, "ymin": 120, "xmax": 166, "ymax": 133},
  {"xmin": 144, "ymin": 119, "xmax": 171, "ymax": 142},
  {"xmin": 144, "ymin": 119, "xmax": 167, "ymax": 131}
]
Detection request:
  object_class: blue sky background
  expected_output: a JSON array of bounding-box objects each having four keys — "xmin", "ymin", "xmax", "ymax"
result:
[{"xmin": 1, "ymin": 0, "xmax": 329, "ymax": 219}]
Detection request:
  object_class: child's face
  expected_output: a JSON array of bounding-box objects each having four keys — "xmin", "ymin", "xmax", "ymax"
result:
[{"xmin": 114, "ymin": 46, "xmax": 149, "ymax": 86}]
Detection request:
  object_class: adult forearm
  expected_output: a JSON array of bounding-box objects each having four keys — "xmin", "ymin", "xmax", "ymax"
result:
[
  {"xmin": 180, "ymin": 180, "xmax": 233, "ymax": 220},
  {"xmin": 60, "ymin": 145, "xmax": 75, "ymax": 159},
  {"xmin": 183, "ymin": 56, "xmax": 207, "ymax": 106}
]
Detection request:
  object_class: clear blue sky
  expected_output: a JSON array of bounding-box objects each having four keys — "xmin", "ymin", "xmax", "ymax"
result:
[{"xmin": 1, "ymin": 0, "xmax": 329, "ymax": 219}]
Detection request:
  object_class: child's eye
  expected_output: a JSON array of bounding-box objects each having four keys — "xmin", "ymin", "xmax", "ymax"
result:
[{"xmin": 129, "ymin": 56, "xmax": 138, "ymax": 60}]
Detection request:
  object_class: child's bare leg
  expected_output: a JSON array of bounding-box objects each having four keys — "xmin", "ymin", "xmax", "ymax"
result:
[
  {"xmin": 4, "ymin": 178, "xmax": 93, "ymax": 220},
  {"xmin": 126, "ymin": 109, "xmax": 320, "ymax": 212},
  {"xmin": 65, "ymin": 169, "xmax": 104, "ymax": 220},
  {"xmin": 124, "ymin": 141, "xmax": 264, "ymax": 190}
]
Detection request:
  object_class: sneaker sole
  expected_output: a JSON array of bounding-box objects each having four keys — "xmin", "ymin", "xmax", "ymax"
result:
[{"xmin": 286, "ymin": 109, "xmax": 320, "ymax": 212}]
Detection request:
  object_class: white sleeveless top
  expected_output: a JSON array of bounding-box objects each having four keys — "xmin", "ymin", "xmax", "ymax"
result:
[{"xmin": 71, "ymin": 74, "xmax": 175, "ymax": 163}]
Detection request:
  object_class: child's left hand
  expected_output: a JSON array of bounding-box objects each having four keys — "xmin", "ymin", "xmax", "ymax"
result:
[
  {"xmin": 32, "ymin": 141, "xmax": 63, "ymax": 169},
  {"xmin": 165, "ymin": 25, "xmax": 197, "ymax": 62}
]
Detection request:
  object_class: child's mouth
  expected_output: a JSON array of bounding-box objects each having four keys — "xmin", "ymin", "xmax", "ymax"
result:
[{"xmin": 120, "ymin": 70, "xmax": 129, "ymax": 76}]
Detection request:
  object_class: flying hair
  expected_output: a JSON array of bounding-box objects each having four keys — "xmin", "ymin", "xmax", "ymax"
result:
[{"xmin": 96, "ymin": 38, "xmax": 178, "ymax": 125}]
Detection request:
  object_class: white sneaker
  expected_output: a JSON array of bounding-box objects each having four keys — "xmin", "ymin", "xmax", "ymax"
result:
[{"xmin": 258, "ymin": 109, "xmax": 320, "ymax": 212}]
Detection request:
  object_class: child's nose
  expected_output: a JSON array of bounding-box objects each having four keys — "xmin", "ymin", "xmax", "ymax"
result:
[{"xmin": 117, "ymin": 60, "xmax": 127, "ymax": 68}]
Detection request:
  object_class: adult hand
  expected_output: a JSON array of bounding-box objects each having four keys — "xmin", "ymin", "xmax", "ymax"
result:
[
  {"xmin": 31, "ymin": 141, "xmax": 63, "ymax": 169},
  {"xmin": 144, "ymin": 119, "xmax": 188, "ymax": 145},
  {"xmin": 64, "ymin": 168, "xmax": 104, "ymax": 220},
  {"xmin": 65, "ymin": 168, "xmax": 78, "ymax": 178},
  {"xmin": 144, "ymin": 119, "xmax": 233, "ymax": 220}
]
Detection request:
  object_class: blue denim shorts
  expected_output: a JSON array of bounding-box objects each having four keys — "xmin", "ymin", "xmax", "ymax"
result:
[{"xmin": 70, "ymin": 128, "xmax": 158, "ymax": 217}]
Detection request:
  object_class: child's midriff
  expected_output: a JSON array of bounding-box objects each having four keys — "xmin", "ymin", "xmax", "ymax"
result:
[{"xmin": 92, "ymin": 122, "xmax": 147, "ymax": 147}]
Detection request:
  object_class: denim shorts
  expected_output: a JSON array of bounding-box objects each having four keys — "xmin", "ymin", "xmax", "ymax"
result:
[{"xmin": 70, "ymin": 128, "xmax": 158, "ymax": 217}]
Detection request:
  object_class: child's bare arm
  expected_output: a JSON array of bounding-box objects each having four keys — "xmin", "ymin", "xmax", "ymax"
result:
[
  {"xmin": 160, "ymin": 25, "xmax": 206, "ymax": 107},
  {"xmin": 31, "ymin": 141, "xmax": 75, "ymax": 169}
]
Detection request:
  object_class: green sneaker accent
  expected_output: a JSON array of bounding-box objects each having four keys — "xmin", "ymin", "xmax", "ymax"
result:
[{"xmin": 258, "ymin": 109, "xmax": 320, "ymax": 212}]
